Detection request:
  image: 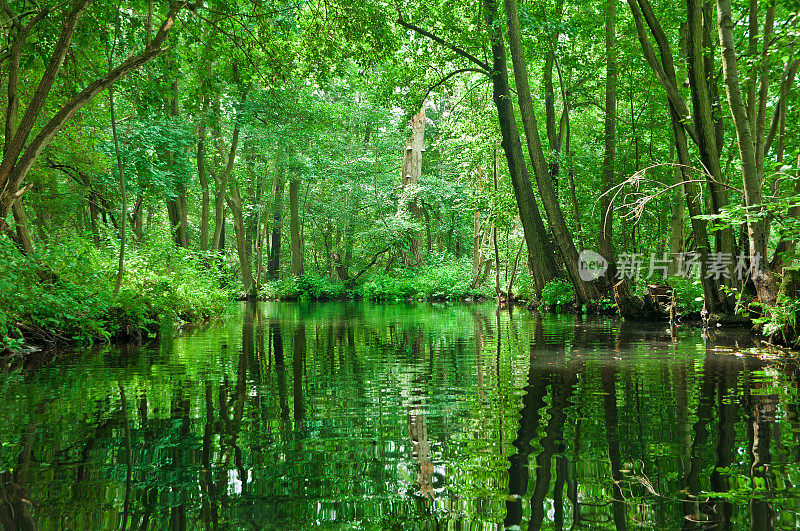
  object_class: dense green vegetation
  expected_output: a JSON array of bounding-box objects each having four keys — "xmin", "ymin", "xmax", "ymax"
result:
[{"xmin": 1, "ymin": 0, "xmax": 799, "ymax": 350}]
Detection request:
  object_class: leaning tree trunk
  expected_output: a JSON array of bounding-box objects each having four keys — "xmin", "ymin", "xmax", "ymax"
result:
[
  {"xmin": 482, "ymin": 0, "xmax": 559, "ymax": 295},
  {"xmin": 109, "ymin": 83, "xmax": 126, "ymax": 295},
  {"xmin": 627, "ymin": 0, "xmax": 733, "ymax": 314},
  {"xmin": 503, "ymin": 0, "xmax": 597, "ymax": 302},
  {"xmin": 212, "ymin": 92, "xmax": 245, "ymax": 252},
  {"xmin": 686, "ymin": 0, "xmax": 734, "ymax": 257},
  {"xmin": 0, "ymin": 1, "xmax": 184, "ymax": 248}
]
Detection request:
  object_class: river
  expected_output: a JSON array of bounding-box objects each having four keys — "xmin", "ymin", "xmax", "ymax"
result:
[{"xmin": 1, "ymin": 301, "xmax": 798, "ymax": 529}]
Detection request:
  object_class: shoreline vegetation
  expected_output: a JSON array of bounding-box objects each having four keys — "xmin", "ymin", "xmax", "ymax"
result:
[
  {"xmin": 3, "ymin": 233, "xmax": 798, "ymax": 354},
  {"xmin": 1, "ymin": 0, "xmax": 799, "ymax": 359}
]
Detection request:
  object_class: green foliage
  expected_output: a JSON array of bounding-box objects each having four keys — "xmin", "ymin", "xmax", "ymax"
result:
[
  {"xmin": 260, "ymin": 260, "xmax": 494, "ymax": 302},
  {"xmin": 261, "ymin": 274, "xmax": 348, "ymax": 301},
  {"xmin": 0, "ymin": 238, "xmax": 233, "ymax": 351},
  {"xmin": 540, "ymin": 279, "xmax": 574, "ymax": 309},
  {"xmin": 668, "ymin": 276, "xmax": 705, "ymax": 313}
]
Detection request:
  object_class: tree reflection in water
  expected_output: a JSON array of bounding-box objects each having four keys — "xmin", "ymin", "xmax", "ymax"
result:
[{"xmin": 0, "ymin": 301, "xmax": 798, "ymax": 529}]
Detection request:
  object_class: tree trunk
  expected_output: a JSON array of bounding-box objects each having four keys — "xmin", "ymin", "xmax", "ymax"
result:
[
  {"xmin": 400, "ymin": 103, "xmax": 426, "ymax": 264},
  {"xmin": 289, "ymin": 176, "xmax": 303, "ymax": 276},
  {"xmin": 627, "ymin": 0, "xmax": 733, "ymax": 314},
  {"xmin": 267, "ymin": 165, "xmax": 285, "ymax": 280},
  {"xmin": 668, "ymin": 155, "xmax": 686, "ymax": 275},
  {"xmin": 716, "ymin": 0, "xmax": 775, "ymax": 303},
  {"xmin": 166, "ymin": 80, "xmax": 189, "ymax": 248},
  {"xmin": 503, "ymin": 0, "xmax": 597, "ymax": 302},
  {"xmin": 686, "ymin": 0, "xmax": 734, "ymax": 256},
  {"xmin": 0, "ymin": 1, "xmax": 183, "ymax": 239},
  {"xmin": 198, "ymin": 96, "xmax": 210, "ymax": 252},
  {"xmin": 754, "ymin": 3, "xmax": 775, "ymax": 183},
  {"xmin": 542, "ymin": 0, "xmax": 565, "ymax": 179},
  {"xmin": 483, "ymin": 0, "xmax": 559, "ymax": 295},
  {"xmin": 257, "ymin": 162, "xmax": 276, "ymax": 287},
  {"xmin": 109, "ymin": 83, "xmax": 126, "ymax": 295},
  {"xmin": 227, "ymin": 185, "xmax": 254, "ymax": 297},
  {"xmin": 600, "ymin": 0, "xmax": 617, "ymax": 275}
]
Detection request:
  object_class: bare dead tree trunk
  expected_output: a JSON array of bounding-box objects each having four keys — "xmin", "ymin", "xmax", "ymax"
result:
[{"xmin": 400, "ymin": 103, "xmax": 426, "ymax": 265}]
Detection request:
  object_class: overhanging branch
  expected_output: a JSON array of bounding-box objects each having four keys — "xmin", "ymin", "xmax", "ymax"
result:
[{"xmin": 396, "ymin": 15, "xmax": 491, "ymax": 73}]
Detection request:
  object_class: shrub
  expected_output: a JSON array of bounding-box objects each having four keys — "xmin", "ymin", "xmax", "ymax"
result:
[
  {"xmin": 0, "ymin": 237, "xmax": 234, "ymax": 351},
  {"xmin": 540, "ymin": 279, "xmax": 574, "ymax": 310}
]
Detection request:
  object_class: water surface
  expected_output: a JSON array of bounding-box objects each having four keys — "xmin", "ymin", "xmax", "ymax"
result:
[{"xmin": 1, "ymin": 301, "xmax": 798, "ymax": 529}]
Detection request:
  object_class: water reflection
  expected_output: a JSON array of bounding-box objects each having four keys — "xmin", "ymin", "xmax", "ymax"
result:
[{"xmin": 0, "ymin": 301, "xmax": 799, "ymax": 529}]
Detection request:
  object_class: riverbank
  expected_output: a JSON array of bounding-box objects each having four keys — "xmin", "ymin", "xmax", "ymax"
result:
[
  {"xmin": 0, "ymin": 240, "xmax": 234, "ymax": 353},
  {"xmin": 4, "ymin": 241, "xmax": 798, "ymax": 354}
]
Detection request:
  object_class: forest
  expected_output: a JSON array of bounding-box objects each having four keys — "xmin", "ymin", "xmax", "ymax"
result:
[
  {"xmin": 0, "ymin": 0, "xmax": 799, "ymax": 350},
  {"xmin": 5, "ymin": 0, "xmax": 800, "ymax": 528}
]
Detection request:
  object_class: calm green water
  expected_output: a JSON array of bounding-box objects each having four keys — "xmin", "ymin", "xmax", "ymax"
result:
[{"xmin": 1, "ymin": 302, "xmax": 799, "ymax": 530}]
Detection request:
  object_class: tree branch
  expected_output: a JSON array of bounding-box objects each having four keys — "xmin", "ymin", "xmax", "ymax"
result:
[
  {"xmin": 396, "ymin": 15, "xmax": 491, "ymax": 73},
  {"xmin": 8, "ymin": 1, "xmax": 187, "ymax": 195},
  {"xmin": 351, "ymin": 247, "xmax": 392, "ymax": 283},
  {"xmin": 626, "ymin": 0, "xmax": 698, "ymax": 144},
  {"xmin": 423, "ymin": 67, "xmax": 486, "ymax": 103}
]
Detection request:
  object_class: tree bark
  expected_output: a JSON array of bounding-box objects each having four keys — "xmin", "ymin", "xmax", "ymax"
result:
[
  {"xmin": 686, "ymin": 0, "xmax": 734, "ymax": 256},
  {"xmin": 212, "ymin": 89, "xmax": 248, "ymax": 251},
  {"xmin": 227, "ymin": 184, "xmax": 254, "ymax": 296},
  {"xmin": 400, "ymin": 103, "xmax": 426, "ymax": 264},
  {"xmin": 267, "ymin": 161, "xmax": 285, "ymax": 280},
  {"xmin": 503, "ymin": 0, "xmax": 597, "ymax": 302},
  {"xmin": 198, "ymin": 96, "xmax": 210, "ymax": 251},
  {"xmin": 109, "ymin": 83, "xmax": 126, "ymax": 295},
  {"xmin": 166, "ymin": 80, "xmax": 189, "ymax": 248},
  {"xmin": 600, "ymin": 0, "xmax": 617, "ymax": 275},
  {"xmin": 289, "ymin": 176, "xmax": 303, "ymax": 276},
  {"xmin": 483, "ymin": 0, "xmax": 559, "ymax": 295},
  {"xmin": 716, "ymin": 0, "xmax": 775, "ymax": 303}
]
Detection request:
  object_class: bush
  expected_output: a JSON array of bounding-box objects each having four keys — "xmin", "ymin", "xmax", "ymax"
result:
[
  {"xmin": 261, "ymin": 274, "xmax": 348, "ymax": 300},
  {"xmin": 260, "ymin": 259, "xmax": 494, "ymax": 302},
  {"xmin": 0, "ymin": 237, "xmax": 234, "ymax": 351},
  {"xmin": 540, "ymin": 279, "xmax": 574, "ymax": 310},
  {"xmin": 668, "ymin": 276, "xmax": 704, "ymax": 313}
]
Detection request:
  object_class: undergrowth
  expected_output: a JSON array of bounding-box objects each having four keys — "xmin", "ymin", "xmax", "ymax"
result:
[
  {"xmin": 0, "ymin": 237, "xmax": 235, "ymax": 351},
  {"xmin": 260, "ymin": 259, "xmax": 495, "ymax": 301}
]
